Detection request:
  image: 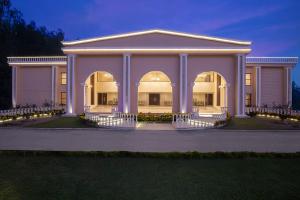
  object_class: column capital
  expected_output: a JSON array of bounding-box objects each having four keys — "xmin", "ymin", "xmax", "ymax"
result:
[
  {"xmin": 123, "ymin": 53, "xmax": 131, "ymax": 57},
  {"xmin": 179, "ymin": 53, "xmax": 188, "ymax": 57}
]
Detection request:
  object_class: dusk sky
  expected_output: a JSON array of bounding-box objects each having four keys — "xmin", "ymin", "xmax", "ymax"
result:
[{"xmin": 12, "ymin": 0, "xmax": 300, "ymax": 83}]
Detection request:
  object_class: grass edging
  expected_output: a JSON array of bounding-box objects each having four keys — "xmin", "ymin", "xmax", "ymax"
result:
[{"xmin": 1, "ymin": 150, "xmax": 300, "ymax": 159}]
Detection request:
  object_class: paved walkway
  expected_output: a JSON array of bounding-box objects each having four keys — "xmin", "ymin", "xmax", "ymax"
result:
[
  {"xmin": 136, "ymin": 122, "xmax": 175, "ymax": 130},
  {"xmin": 0, "ymin": 128, "xmax": 299, "ymax": 152}
]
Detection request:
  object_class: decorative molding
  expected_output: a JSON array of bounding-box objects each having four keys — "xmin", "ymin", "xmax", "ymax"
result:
[
  {"xmin": 62, "ymin": 29, "xmax": 251, "ymax": 46},
  {"xmin": 62, "ymin": 48, "xmax": 251, "ymax": 54},
  {"xmin": 8, "ymin": 56, "xmax": 297, "ymax": 66}
]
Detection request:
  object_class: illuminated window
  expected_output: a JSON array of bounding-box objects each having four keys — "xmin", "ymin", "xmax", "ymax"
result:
[
  {"xmin": 245, "ymin": 93, "xmax": 251, "ymax": 106},
  {"xmin": 61, "ymin": 72, "xmax": 67, "ymax": 85},
  {"xmin": 245, "ymin": 73, "xmax": 251, "ymax": 86},
  {"xmin": 60, "ymin": 92, "xmax": 67, "ymax": 105}
]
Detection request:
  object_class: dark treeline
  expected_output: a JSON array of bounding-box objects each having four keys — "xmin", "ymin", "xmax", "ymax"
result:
[
  {"xmin": 292, "ymin": 82, "xmax": 300, "ymax": 110},
  {"xmin": 0, "ymin": 0, "xmax": 64, "ymax": 109}
]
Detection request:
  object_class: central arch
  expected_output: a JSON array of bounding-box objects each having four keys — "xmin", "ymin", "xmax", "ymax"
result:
[
  {"xmin": 193, "ymin": 71, "xmax": 227, "ymax": 114},
  {"xmin": 138, "ymin": 71, "xmax": 173, "ymax": 113},
  {"xmin": 84, "ymin": 71, "xmax": 118, "ymax": 113}
]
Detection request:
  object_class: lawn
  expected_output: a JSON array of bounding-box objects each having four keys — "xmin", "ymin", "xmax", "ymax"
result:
[
  {"xmin": 224, "ymin": 116, "xmax": 300, "ymax": 130},
  {"xmin": 0, "ymin": 153, "xmax": 299, "ymax": 200},
  {"xmin": 28, "ymin": 117, "xmax": 91, "ymax": 128}
]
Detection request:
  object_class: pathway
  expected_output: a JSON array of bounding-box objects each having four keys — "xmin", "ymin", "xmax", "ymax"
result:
[{"xmin": 0, "ymin": 128, "xmax": 300, "ymax": 152}]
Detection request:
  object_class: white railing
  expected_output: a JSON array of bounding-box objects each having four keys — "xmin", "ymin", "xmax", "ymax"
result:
[
  {"xmin": 246, "ymin": 107, "xmax": 300, "ymax": 117},
  {"xmin": 7, "ymin": 56, "xmax": 67, "ymax": 64},
  {"xmin": 0, "ymin": 106, "xmax": 65, "ymax": 117},
  {"xmin": 172, "ymin": 113, "xmax": 215, "ymax": 129},
  {"xmin": 173, "ymin": 107, "xmax": 227, "ymax": 129},
  {"xmin": 85, "ymin": 112, "xmax": 137, "ymax": 128},
  {"xmin": 246, "ymin": 57, "xmax": 298, "ymax": 64}
]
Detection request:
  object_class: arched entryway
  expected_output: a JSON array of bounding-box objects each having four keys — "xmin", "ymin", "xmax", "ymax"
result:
[
  {"xmin": 193, "ymin": 71, "xmax": 227, "ymax": 114},
  {"xmin": 138, "ymin": 71, "xmax": 173, "ymax": 113},
  {"xmin": 84, "ymin": 71, "xmax": 118, "ymax": 113}
]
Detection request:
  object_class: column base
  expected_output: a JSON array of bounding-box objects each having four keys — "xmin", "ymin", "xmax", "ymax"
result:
[{"xmin": 64, "ymin": 113, "xmax": 77, "ymax": 117}]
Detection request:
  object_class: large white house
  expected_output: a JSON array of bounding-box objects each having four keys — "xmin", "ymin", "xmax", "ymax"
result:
[{"xmin": 7, "ymin": 29, "xmax": 298, "ymax": 116}]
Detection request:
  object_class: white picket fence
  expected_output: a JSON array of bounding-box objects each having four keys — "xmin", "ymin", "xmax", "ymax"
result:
[
  {"xmin": 245, "ymin": 107, "xmax": 300, "ymax": 117},
  {"xmin": 0, "ymin": 106, "xmax": 64, "ymax": 117},
  {"xmin": 85, "ymin": 112, "xmax": 137, "ymax": 128}
]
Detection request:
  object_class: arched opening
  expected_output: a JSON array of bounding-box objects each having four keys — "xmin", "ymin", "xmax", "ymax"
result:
[
  {"xmin": 84, "ymin": 71, "xmax": 118, "ymax": 113},
  {"xmin": 193, "ymin": 71, "xmax": 227, "ymax": 114},
  {"xmin": 138, "ymin": 71, "xmax": 172, "ymax": 113}
]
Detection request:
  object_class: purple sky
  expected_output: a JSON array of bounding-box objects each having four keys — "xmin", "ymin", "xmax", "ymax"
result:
[{"xmin": 12, "ymin": 0, "xmax": 300, "ymax": 83}]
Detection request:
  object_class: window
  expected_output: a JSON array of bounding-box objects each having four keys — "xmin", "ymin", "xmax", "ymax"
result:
[
  {"xmin": 60, "ymin": 92, "xmax": 67, "ymax": 105},
  {"xmin": 61, "ymin": 72, "xmax": 67, "ymax": 85},
  {"xmin": 245, "ymin": 93, "xmax": 251, "ymax": 107},
  {"xmin": 245, "ymin": 73, "xmax": 251, "ymax": 86}
]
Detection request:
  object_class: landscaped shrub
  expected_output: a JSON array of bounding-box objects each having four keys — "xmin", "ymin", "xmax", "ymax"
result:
[
  {"xmin": 247, "ymin": 111, "xmax": 257, "ymax": 117},
  {"xmin": 137, "ymin": 113, "xmax": 173, "ymax": 122},
  {"xmin": 279, "ymin": 114, "xmax": 288, "ymax": 121}
]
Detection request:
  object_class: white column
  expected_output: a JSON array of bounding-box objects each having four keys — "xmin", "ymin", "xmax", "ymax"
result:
[
  {"xmin": 83, "ymin": 83, "xmax": 91, "ymax": 112},
  {"xmin": 219, "ymin": 83, "xmax": 229, "ymax": 110},
  {"xmin": 255, "ymin": 66, "xmax": 261, "ymax": 107},
  {"xmin": 224, "ymin": 83, "xmax": 229, "ymax": 109},
  {"xmin": 123, "ymin": 54, "xmax": 131, "ymax": 113},
  {"xmin": 51, "ymin": 66, "xmax": 57, "ymax": 106},
  {"xmin": 180, "ymin": 54, "xmax": 188, "ymax": 113},
  {"xmin": 286, "ymin": 67, "xmax": 292, "ymax": 106},
  {"xmin": 12, "ymin": 66, "xmax": 17, "ymax": 108},
  {"xmin": 66, "ymin": 55, "xmax": 76, "ymax": 115},
  {"xmin": 236, "ymin": 54, "xmax": 246, "ymax": 117}
]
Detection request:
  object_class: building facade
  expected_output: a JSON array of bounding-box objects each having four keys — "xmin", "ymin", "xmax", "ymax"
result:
[{"xmin": 7, "ymin": 30, "xmax": 298, "ymax": 116}]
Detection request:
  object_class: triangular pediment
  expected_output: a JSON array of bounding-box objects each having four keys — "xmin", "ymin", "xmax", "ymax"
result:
[{"xmin": 62, "ymin": 29, "xmax": 251, "ymax": 49}]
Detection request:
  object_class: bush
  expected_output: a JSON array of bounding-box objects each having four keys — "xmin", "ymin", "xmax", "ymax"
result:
[
  {"xmin": 247, "ymin": 111, "xmax": 257, "ymax": 117},
  {"xmin": 279, "ymin": 114, "xmax": 288, "ymax": 121},
  {"xmin": 137, "ymin": 113, "xmax": 173, "ymax": 122}
]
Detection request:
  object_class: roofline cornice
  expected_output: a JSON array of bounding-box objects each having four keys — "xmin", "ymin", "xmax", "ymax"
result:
[{"xmin": 62, "ymin": 29, "xmax": 252, "ymax": 46}]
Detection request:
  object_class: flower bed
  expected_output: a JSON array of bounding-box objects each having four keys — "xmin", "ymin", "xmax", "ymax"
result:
[
  {"xmin": 246, "ymin": 111, "xmax": 300, "ymax": 122},
  {"xmin": 0, "ymin": 107, "xmax": 65, "ymax": 124}
]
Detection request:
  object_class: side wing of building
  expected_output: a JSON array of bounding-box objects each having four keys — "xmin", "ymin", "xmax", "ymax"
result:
[
  {"xmin": 8, "ymin": 57, "xmax": 67, "ymax": 107},
  {"xmin": 245, "ymin": 57, "xmax": 297, "ymax": 107}
]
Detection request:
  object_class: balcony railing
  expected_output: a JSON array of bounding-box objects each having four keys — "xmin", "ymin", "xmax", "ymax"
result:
[
  {"xmin": 246, "ymin": 57, "xmax": 298, "ymax": 64},
  {"xmin": 7, "ymin": 56, "xmax": 67, "ymax": 65}
]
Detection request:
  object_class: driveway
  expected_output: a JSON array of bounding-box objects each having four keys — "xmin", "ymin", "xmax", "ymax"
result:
[{"xmin": 0, "ymin": 128, "xmax": 299, "ymax": 152}]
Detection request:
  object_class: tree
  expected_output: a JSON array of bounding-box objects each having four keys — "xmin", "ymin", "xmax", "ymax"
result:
[
  {"xmin": 0, "ymin": 0, "xmax": 64, "ymax": 109},
  {"xmin": 292, "ymin": 81, "xmax": 300, "ymax": 110}
]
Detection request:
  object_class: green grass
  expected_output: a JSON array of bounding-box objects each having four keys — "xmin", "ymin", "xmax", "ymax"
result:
[
  {"xmin": 224, "ymin": 117, "xmax": 300, "ymax": 130},
  {"xmin": 0, "ymin": 153, "xmax": 299, "ymax": 200},
  {"xmin": 29, "ymin": 117, "xmax": 91, "ymax": 128}
]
